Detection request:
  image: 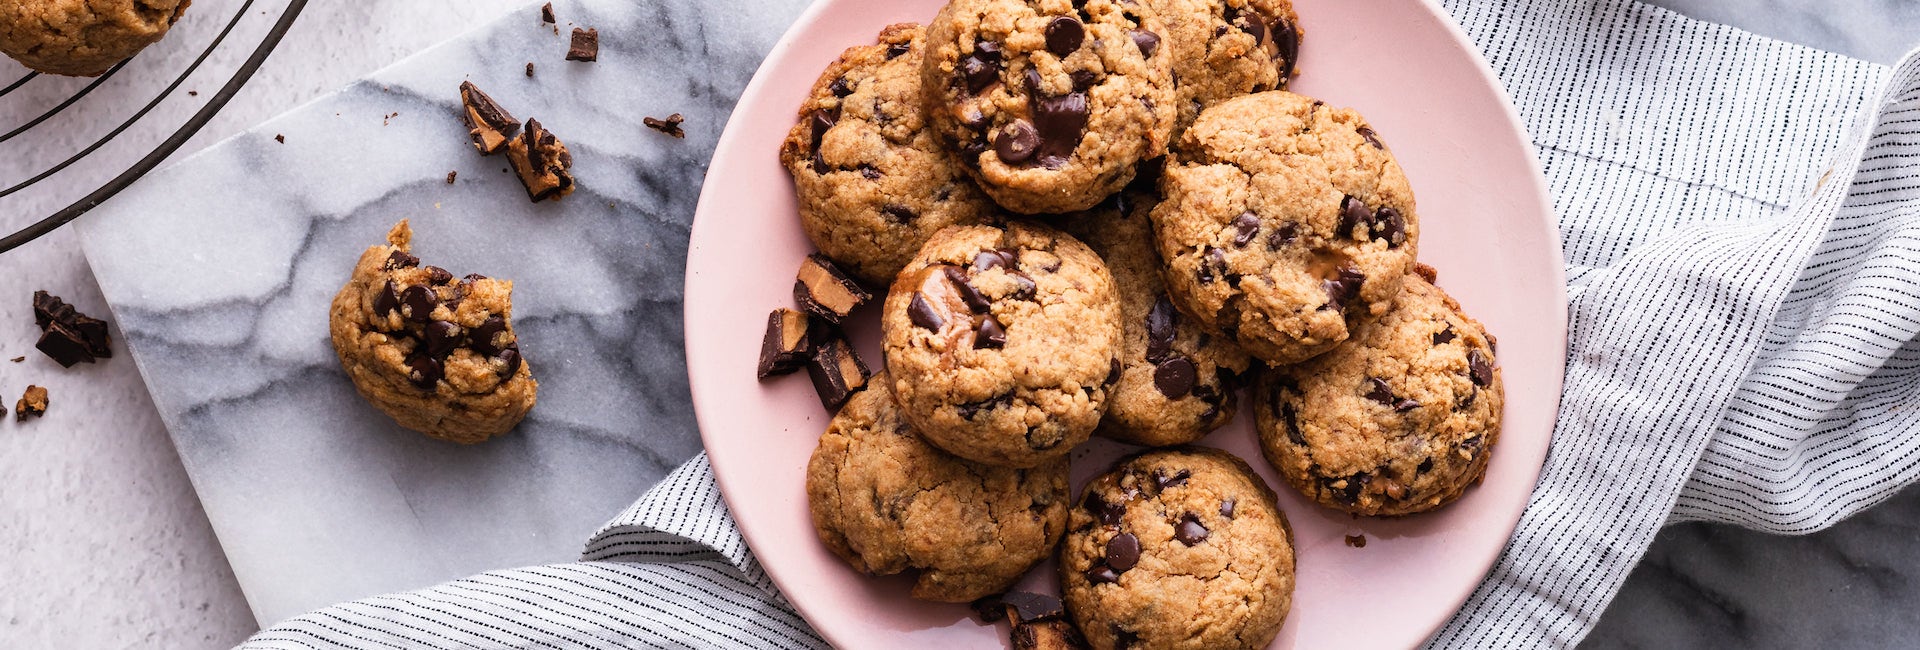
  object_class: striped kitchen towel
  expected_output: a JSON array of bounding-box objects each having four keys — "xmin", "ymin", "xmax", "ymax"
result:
[{"xmin": 244, "ymin": 0, "xmax": 1920, "ymax": 647}]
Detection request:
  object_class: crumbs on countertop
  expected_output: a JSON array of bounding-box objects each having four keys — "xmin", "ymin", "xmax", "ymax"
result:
[
  {"xmin": 644, "ymin": 113, "xmax": 686, "ymax": 139},
  {"xmin": 15, "ymin": 385, "xmax": 47, "ymax": 421},
  {"xmin": 567, "ymin": 28, "xmax": 599, "ymax": 62}
]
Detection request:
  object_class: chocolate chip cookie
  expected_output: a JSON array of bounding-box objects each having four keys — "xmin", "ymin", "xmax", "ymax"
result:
[
  {"xmin": 1254, "ymin": 268, "xmax": 1501, "ymax": 516},
  {"xmin": 881, "ymin": 221, "xmax": 1122, "ymax": 468},
  {"xmin": 806, "ymin": 375, "xmax": 1069, "ymax": 602},
  {"xmin": 329, "ymin": 221, "xmax": 537, "ymax": 444},
  {"xmin": 781, "ymin": 23, "xmax": 998, "ymax": 285},
  {"xmin": 1147, "ymin": 0, "xmax": 1302, "ymax": 137},
  {"xmin": 921, "ymin": 0, "xmax": 1176, "ymax": 214},
  {"xmin": 1061, "ymin": 182, "xmax": 1252, "ymax": 447},
  {"xmin": 0, "ymin": 0, "xmax": 190, "ymax": 76},
  {"xmin": 1152, "ymin": 90, "xmax": 1418, "ymax": 365},
  {"xmin": 1061, "ymin": 447, "xmax": 1294, "ymax": 650}
]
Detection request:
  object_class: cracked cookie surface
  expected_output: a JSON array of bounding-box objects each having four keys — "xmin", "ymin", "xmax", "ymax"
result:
[
  {"xmin": 0, "ymin": 0, "xmax": 190, "ymax": 76},
  {"xmin": 881, "ymin": 221, "xmax": 1122, "ymax": 468},
  {"xmin": 805, "ymin": 375, "xmax": 1069, "ymax": 602},
  {"xmin": 1254, "ymin": 269, "xmax": 1502, "ymax": 516},
  {"xmin": 781, "ymin": 22, "xmax": 997, "ymax": 285},
  {"xmin": 1152, "ymin": 90, "xmax": 1418, "ymax": 365},
  {"xmin": 329, "ymin": 220, "xmax": 537, "ymax": 444},
  {"xmin": 1061, "ymin": 447, "xmax": 1294, "ymax": 650},
  {"xmin": 1146, "ymin": 0, "xmax": 1301, "ymax": 138},
  {"xmin": 921, "ymin": 0, "xmax": 1176, "ymax": 214},
  {"xmin": 1061, "ymin": 182, "xmax": 1251, "ymax": 447}
]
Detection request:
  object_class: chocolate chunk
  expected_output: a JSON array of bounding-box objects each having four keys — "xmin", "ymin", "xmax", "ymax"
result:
[
  {"xmin": 1175, "ymin": 514, "xmax": 1209, "ymax": 546},
  {"xmin": 424, "ymin": 320, "xmax": 462, "ymax": 359},
  {"xmin": 1231, "ymin": 212, "xmax": 1260, "ymax": 248},
  {"xmin": 1364, "ymin": 377, "xmax": 1396, "ymax": 405},
  {"xmin": 1323, "ymin": 266, "xmax": 1365, "ymax": 308},
  {"xmin": 540, "ymin": 2, "xmax": 555, "ymax": 23},
  {"xmin": 858, "ymin": 165, "xmax": 882, "ymax": 180},
  {"xmin": 1045, "ymin": 16, "xmax": 1085, "ymax": 56},
  {"xmin": 827, "ymin": 77, "xmax": 852, "ymax": 97},
  {"xmin": 1145, "ymin": 295, "xmax": 1177, "ymax": 363},
  {"xmin": 1011, "ymin": 618, "xmax": 1086, "ymax": 650},
  {"xmin": 1266, "ymin": 221, "xmax": 1297, "ymax": 250},
  {"xmin": 506, "ymin": 118, "xmax": 576, "ymax": 202},
  {"xmin": 372, "ymin": 281, "xmax": 402, "ymax": 317},
  {"xmin": 405, "ymin": 351, "xmax": 443, "ymax": 389},
  {"xmin": 384, "ymin": 250, "xmax": 420, "ymax": 270},
  {"xmin": 1433, "ymin": 326, "xmax": 1457, "ymax": 345},
  {"xmin": 457, "ymin": 81, "xmax": 521, "ymax": 155},
  {"xmin": 496, "ymin": 345, "xmax": 524, "ymax": 376},
  {"xmin": 996, "ymin": 120, "xmax": 1040, "ymax": 163},
  {"xmin": 881, "ymin": 204, "xmax": 916, "ymax": 223},
  {"xmin": 975, "ymin": 316, "xmax": 1007, "ymax": 349},
  {"xmin": 1469, "ymin": 349, "xmax": 1494, "ymax": 386},
  {"xmin": 757, "ymin": 308, "xmax": 813, "ymax": 378},
  {"xmin": 886, "ymin": 42, "xmax": 910, "ymax": 60},
  {"xmin": 1339, "ymin": 194, "xmax": 1370, "ymax": 238},
  {"xmin": 1084, "ymin": 491, "xmax": 1125, "ymax": 526},
  {"xmin": 1106, "ymin": 533, "xmax": 1141, "ymax": 572},
  {"xmin": 566, "ymin": 28, "xmax": 600, "ymax": 62},
  {"xmin": 1007, "ymin": 272, "xmax": 1038, "ymax": 301},
  {"xmin": 15, "ymin": 385, "xmax": 48, "ymax": 421},
  {"xmin": 399, "ymin": 285, "xmax": 437, "ymax": 323},
  {"xmin": 32, "ymin": 290, "xmax": 73, "ymax": 330},
  {"xmin": 1084, "ymin": 563, "xmax": 1120, "ymax": 584},
  {"xmin": 1000, "ymin": 592, "xmax": 1066, "ymax": 623},
  {"xmin": 1395, "ymin": 398, "xmax": 1419, "ymax": 412},
  {"xmin": 793, "ymin": 254, "xmax": 872, "ymax": 324},
  {"xmin": 1240, "ymin": 11, "xmax": 1268, "ymax": 47},
  {"xmin": 972, "ymin": 249, "xmax": 1014, "ymax": 273},
  {"xmin": 957, "ymin": 392, "xmax": 1012, "ymax": 419},
  {"xmin": 1196, "ymin": 247, "xmax": 1228, "ymax": 284},
  {"xmin": 970, "ymin": 594, "xmax": 1008, "ymax": 623},
  {"xmin": 804, "ymin": 328, "xmax": 871, "ymax": 411},
  {"xmin": 1337, "ymin": 472, "xmax": 1372, "ymax": 504},
  {"xmin": 469, "ymin": 316, "xmax": 511, "ymax": 356},
  {"xmin": 1357, "ymin": 125, "xmax": 1384, "ymax": 149},
  {"xmin": 959, "ymin": 42, "xmax": 1003, "ymax": 94},
  {"xmin": 1070, "ymin": 70, "xmax": 1100, "ymax": 92},
  {"xmin": 1155, "ymin": 468, "xmax": 1190, "ymax": 490},
  {"xmin": 1220, "ymin": 498, "xmax": 1236, "ymax": 519},
  {"xmin": 1345, "ymin": 534, "xmax": 1367, "ymax": 548},
  {"xmin": 1130, "ymin": 30, "xmax": 1159, "ymax": 58},
  {"xmin": 1030, "ymin": 92, "xmax": 1089, "ymax": 168},
  {"xmin": 1153, "ymin": 357, "xmax": 1195, "ymax": 398},
  {"xmin": 35, "ymin": 324, "xmax": 92, "ymax": 368},
  {"xmin": 1282, "ymin": 402, "xmax": 1304, "ymax": 445},
  {"xmin": 908, "ymin": 293, "xmax": 945, "ymax": 331},
  {"xmin": 1274, "ymin": 17, "xmax": 1300, "ymax": 81},
  {"xmin": 423, "ymin": 266, "xmax": 453, "ymax": 285},
  {"xmin": 643, "ymin": 113, "xmax": 686, "ymax": 138},
  {"xmin": 808, "ymin": 109, "xmax": 838, "ymax": 172},
  {"xmin": 1373, "ymin": 206, "xmax": 1407, "ymax": 246}
]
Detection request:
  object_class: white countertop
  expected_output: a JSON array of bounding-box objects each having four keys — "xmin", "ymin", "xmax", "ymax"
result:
[{"xmin": 1, "ymin": 1, "xmax": 1916, "ymax": 648}]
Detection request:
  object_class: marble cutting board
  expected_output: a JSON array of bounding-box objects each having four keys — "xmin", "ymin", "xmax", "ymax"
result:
[{"xmin": 77, "ymin": 0, "xmax": 811, "ymax": 625}]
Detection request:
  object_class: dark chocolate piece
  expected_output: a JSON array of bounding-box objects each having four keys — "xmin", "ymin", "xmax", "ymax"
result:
[
  {"xmin": 757, "ymin": 308, "xmax": 814, "ymax": 379},
  {"xmin": 804, "ymin": 328, "xmax": 872, "ymax": 411},
  {"xmin": 1000, "ymin": 591, "xmax": 1066, "ymax": 623},
  {"xmin": 567, "ymin": 28, "xmax": 600, "ymax": 62},
  {"xmin": 1010, "ymin": 618, "xmax": 1088, "ymax": 650},
  {"xmin": 540, "ymin": 2, "xmax": 555, "ymax": 23},
  {"xmin": 793, "ymin": 253, "xmax": 873, "ymax": 324}
]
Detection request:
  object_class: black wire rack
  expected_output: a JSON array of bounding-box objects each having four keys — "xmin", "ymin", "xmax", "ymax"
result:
[{"xmin": 0, "ymin": 0, "xmax": 307, "ymax": 253}]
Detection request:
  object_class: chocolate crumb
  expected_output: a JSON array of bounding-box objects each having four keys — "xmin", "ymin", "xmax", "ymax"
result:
[
  {"xmin": 525, "ymin": 62, "xmax": 535, "ymax": 77},
  {"xmin": 9, "ymin": 357, "xmax": 22, "ymax": 363},
  {"xmin": 187, "ymin": 90, "xmax": 197, "ymax": 96},
  {"xmin": 567, "ymin": 28, "xmax": 600, "ymax": 62},
  {"xmin": 644, "ymin": 113, "xmax": 686, "ymax": 138},
  {"xmin": 273, "ymin": 134, "xmax": 284, "ymax": 143},
  {"xmin": 1345, "ymin": 534, "xmax": 1367, "ymax": 548},
  {"xmin": 540, "ymin": 2, "xmax": 555, "ymax": 23},
  {"xmin": 446, "ymin": 171, "xmax": 457, "ymax": 184},
  {"xmin": 15, "ymin": 385, "xmax": 47, "ymax": 421},
  {"xmin": 31, "ymin": 291, "xmax": 112, "ymax": 367}
]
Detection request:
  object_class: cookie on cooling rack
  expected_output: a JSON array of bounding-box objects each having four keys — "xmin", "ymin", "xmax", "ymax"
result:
[{"xmin": 0, "ymin": 0, "xmax": 192, "ymax": 76}]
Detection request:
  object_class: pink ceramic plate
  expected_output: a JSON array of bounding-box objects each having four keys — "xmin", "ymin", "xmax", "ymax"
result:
[{"xmin": 685, "ymin": 0, "xmax": 1565, "ymax": 647}]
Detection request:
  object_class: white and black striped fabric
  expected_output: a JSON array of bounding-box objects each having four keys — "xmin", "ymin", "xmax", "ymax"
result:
[{"xmin": 246, "ymin": 0, "xmax": 1920, "ymax": 647}]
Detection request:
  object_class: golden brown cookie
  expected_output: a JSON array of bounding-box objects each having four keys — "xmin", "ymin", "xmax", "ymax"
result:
[
  {"xmin": 0, "ymin": 0, "xmax": 190, "ymax": 76},
  {"xmin": 1254, "ymin": 269, "xmax": 1502, "ymax": 516},
  {"xmin": 1147, "ymin": 0, "xmax": 1301, "ymax": 138},
  {"xmin": 329, "ymin": 221, "xmax": 537, "ymax": 443},
  {"xmin": 806, "ymin": 375, "xmax": 1069, "ymax": 602}
]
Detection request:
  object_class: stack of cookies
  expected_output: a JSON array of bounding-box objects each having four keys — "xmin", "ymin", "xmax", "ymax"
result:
[{"xmin": 763, "ymin": 1, "xmax": 1506, "ymax": 647}]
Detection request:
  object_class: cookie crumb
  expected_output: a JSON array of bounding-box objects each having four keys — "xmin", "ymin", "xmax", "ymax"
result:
[
  {"xmin": 505, "ymin": 118, "xmax": 575, "ymax": 202},
  {"xmin": 274, "ymin": 134, "xmax": 284, "ymax": 143},
  {"xmin": 446, "ymin": 171, "xmax": 457, "ymax": 184},
  {"xmin": 9, "ymin": 356, "xmax": 23, "ymax": 363},
  {"xmin": 188, "ymin": 90, "xmax": 198, "ymax": 96},
  {"xmin": 567, "ymin": 28, "xmax": 599, "ymax": 62},
  {"xmin": 15, "ymin": 385, "xmax": 47, "ymax": 421},
  {"xmin": 540, "ymin": 2, "xmax": 555, "ymax": 23},
  {"xmin": 643, "ymin": 113, "xmax": 686, "ymax": 138},
  {"xmin": 525, "ymin": 62, "xmax": 535, "ymax": 77},
  {"xmin": 32, "ymin": 291, "xmax": 111, "ymax": 367},
  {"xmin": 458, "ymin": 81, "xmax": 522, "ymax": 156},
  {"xmin": 383, "ymin": 112, "xmax": 400, "ymax": 126},
  {"xmin": 1344, "ymin": 534, "xmax": 1367, "ymax": 548}
]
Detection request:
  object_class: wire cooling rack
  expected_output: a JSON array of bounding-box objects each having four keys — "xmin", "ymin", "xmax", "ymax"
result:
[{"xmin": 0, "ymin": 0, "xmax": 306, "ymax": 252}]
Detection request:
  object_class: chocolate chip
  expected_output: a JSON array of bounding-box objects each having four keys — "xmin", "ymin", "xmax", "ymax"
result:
[
  {"xmin": 1007, "ymin": 272, "xmax": 1038, "ymax": 301},
  {"xmin": 406, "ymin": 352, "xmax": 443, "ymax": 389},
  {"xmin": 1395, "ymin": 398, "xmax": 1420, "ymax": 412},
  {"xmin": 808, "ymin": 108, "xmax": 838, "ymax": 168},
  {"xmin": 1031, "ymin": 92, "xmax": 1089, "ymax": 168},
  {"xmin": 1231, "ymin": 212, "xmax": 1260, "ymax": 248},
  {"xmin": 757, "ymin": 308, "xmax": 813, "ymax": 379},
  {"xmin": 1145, "ymin": 295, "xmax": 1177, "ymax": 362},
  {"xmin": 1417, "ymin": 458, "xmax": 1434, "ymax": 474},
  {"xmin": 827, "ymin": 77, "xmax": 853, "ymax": 98},
  {"xmin": 1155, "ymin": 469, "xmax": 1190, "ymax": 490},
  {"xmin": 1105, "ymin": 358, "xmax": 1122, "ymax": 385},
  {"xmin": 566, "ymin": 27, "xmax": 599, "ymax": 62},
  {"xmin": 469, "ymin": 316, "xmax": 510, "ymax": 356},
  {"xmin": 886, "ymin": 42, "xmax": 910, "ymax": 59},
  {"xmin": 423, "ymin": 266, "xmax": 453, "ymax": 285},
  {"xmin": 1085, "ymin": 563, "xmax": 1120, "ymax": 584},
  {"xmin": 373, "ymin": 280, "xmax": 401, "ymax": 316},
  {"xmin": 1175, "ymin": 515, "xmax": 1209, "ymax": 546},
  {"xmin": 995, "ymin": 120, "xmax": 1039, "ymax": 163},
  {"xmin": 497, "ymin": 345, "xmax": 523, "ymax": 376},
  {"xmin": 805, "ymin": 329, "xmax": 872, "ymax": 411},
  {"xmin": 1130, "ymin": 30, "xmax": 1159, "ymax": 58},
  {"xmin": 856, "ymin": 165, "xmax": 881, "ymax": 181},
  {"xmin": 972, "ymin": 249, "xmax": 1013, "ymax": 273},
  {"xmin": 1220, "ymin": 498, "xmax": 1236, "ymax": 519},
  {"xmin": 1085, "ymin": 490, "xmax": 1126, "ymax": 526},
  {"xmin": 424, "ymin": 320, "xmax": 462, "ymax": 359},
  {"xmin": 1358, "ymin": 125, "xmax": 1384, "ymax": 149},
  {"xmin": 385, "ymin": 250, "xmax": 420, "ymax": 270},
  {"xmin": 1241, "ymin": 12, "xmax": 1268, "ymax": 47},
  {"xmin": 1365, "ymin": 377, "xmax": 1396, "ymax": 405},
  {"xmin": 1339, "ymin": 195, "xmax": 1371, "ymax": 238},
  {"xmin": 1196, "ymin": 247, "xmax": 1229, "ymax": 284},
  {"xmin": 1323, "ymin": 266, "xmax": 1365, "ymax": 309},
  {"xmin": 959, "ymin": 43, "xmax": 1003, "ymax": 94},
  {"xmin": 1274, "ymin": 17, "xmax": 1300, "ymax": 81},
  {"xmin": 975, "ymin": 316, "xmax": 1007, "ymax": 349},
  {"xmin": 908, "ymin": 293, "xmax": 945, "ymax": 331},
  {"xmin": 1433, "ymin": 326, "xmax": 1457, "ymax": 345},
  {"xmin": 1045, "ymin": 16, "xmax": 1085, "ymax": 56},
  {"xmin": 1282, "ymin": 403, "xmax": 1304, "ymax": 445},
  {"xmin": 957, "ymin": 392, "xmax": 1012, "ymax": 419},
  {"xmin": 881, "ymin": 204, "xmax": 915, "ymax": 223},
  {"xmin": 1069, "ymin": 69, "xmax": 1100, "ymax": 92},
  {"xmin": 400, "ymin": 285, "xmax": 437, "ymax": 323},
  {"xmin": 1106, "ymin": 533, "xmax": 1141, "ymax": 572},
  {"xmin": 1000, "ymin": 592, "xmax": 1067, "ymax": 623},
  {"xmin": 1469, "ymin": 349, "xmax": 1494, "ymax": 386},
  {"xmin": 1153, "ymin": 357, "xmax": 1196, "ymax": 398},
  {"xmin": 1373, "ymin": 206, "xmax": 1407, "ymax": 247},
  {"xmin": 34, "ymin": 324, "xmax": 91, "ymax": 368},
  {"xmin": 1266, "ymin": 221, "xmax": 1297, "ymax": 250}
]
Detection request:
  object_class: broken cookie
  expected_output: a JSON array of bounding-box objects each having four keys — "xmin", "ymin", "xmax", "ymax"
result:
[
  {"xmin": 15, "ymin": 385, "xmax": 47, "ymax": 421},
  {"xmin": 31, "ymin": 290, "xmax": 111, "ymax": 367},
  {"xmin": 457, "ymin": 81, "xmax": 521, "ymax": 155},
  {"xmin": 757, "ymin": 308, "xmax": 814, "ymax": 379},
  {"xmin": 794, "ymin": 253, "xmax": 871, "ymax": 325},
  {"xmin": 505, "ymin": 118, "xmax": 576, "ymax": 202}
]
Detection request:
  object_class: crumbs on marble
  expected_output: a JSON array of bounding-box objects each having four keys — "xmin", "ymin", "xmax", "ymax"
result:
[
  {"xmin": 644, "ymin": 113, "xmax": 686, "ymax": 139},
  {"xmin": 567, "ymin": 28, "xmax": 599, "ymax": 62},
  {"xmin": 1345, "ymin": 534, "xmax": 1367, "ymax": 548},
  {"xmin": 526, "ymin": 62, "xmax": 535, "ymax": 77},
  {"xmin": 446, "ymin": 171, "xmax": 457, "ymax": 184},
  {"xmin": 31, "ymin": 290, "xmax": 111, "ymax": 367},
  {"xmin": 10, "ymin": 356, "xmax": 23, "ymax": 363},
  {"xmin": 383, "ymin": 112, "xmax": 400, "ymax": 126},
  {"xmin": 541, "ymin": 2, "xmax": 555, "ymax": 24},
  {"xmin": 274, "ymin": 134, "xmax": 284, "ymax": 144},
  {"xmin": 15, "ymin": 385, "xmax": 47, "ymax": 422}
]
